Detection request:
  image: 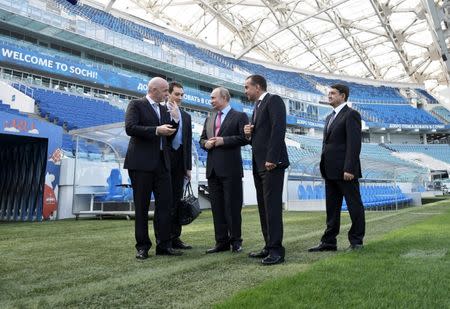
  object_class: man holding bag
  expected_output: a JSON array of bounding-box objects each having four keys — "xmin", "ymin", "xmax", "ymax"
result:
[{"xmin": 168, "ymin": 81, "xmax": 193, "ymax": 250}]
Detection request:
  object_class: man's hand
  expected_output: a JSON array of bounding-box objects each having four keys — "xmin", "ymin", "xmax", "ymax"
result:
[
  {"xmin": 167, "ymin": 101, "xmax": 179, "ymax": 121},
  {"xmin": 185, "ymin": 170, "xmax": 192, "ymax": 181},
  {"xmin": 265, "ymin": 161, "xmax": 277, "ymax": 171},
  {"xmin": 244, "ymin": 124, "xmax": 254, "ymax": 138},
  {"xmin": 343, "ymin": 172, "xmax": 354, "ymax": 181},
  {"xmin": 204, "ymin": 139, "xmax": 215, "ymax": 149},
  {"xmin": 156, "ymin": 124, "xmax": 176, "ymax": 136},
  {"xmin": 210, "ymin": 137, "xmax": 224, "ymax": 147}
]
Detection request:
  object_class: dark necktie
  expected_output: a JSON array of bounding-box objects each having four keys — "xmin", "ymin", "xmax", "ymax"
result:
[
  {"xmin": 252, "ymin": 100, "xmax": 261, "ymax": 124},
  {"xmin": 327, "ymin": 111, "xmax": 336, "ymax": 132}
]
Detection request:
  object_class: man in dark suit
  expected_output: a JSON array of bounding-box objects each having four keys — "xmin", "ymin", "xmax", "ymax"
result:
[
  {"xmin": 124, "ymin": 77, "xmax": 183, "ymax": 260},
  {"xmin": 168, "ymin": 81, "xmax": 193, "ymax": 250},
  {"xmin": 309, "ymin": 84, "xmax": 365, "ymax": 252},
  {"xmin": 243, "ymin": 75, "xmax": 289, "ymax": 265},
  {"xmin": 200, "ymin": 87, "xmax": 249, "ymax": 254}
]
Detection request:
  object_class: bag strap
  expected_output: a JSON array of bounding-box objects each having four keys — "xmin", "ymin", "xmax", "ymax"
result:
[{"xmin": 184, "ymin": 181, "xmax": 193, "ymax": 197}]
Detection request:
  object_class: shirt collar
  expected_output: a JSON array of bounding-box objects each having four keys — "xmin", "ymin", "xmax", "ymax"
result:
[
  {"xmin": 258, "ymin": 92, "xmax": 268, "ymax": 102},
  {"xmin": 333, "ymin": 102, "xmax": 347, "ymax": 116},
  {"xmin": 146, "ymin": 94, "xmax": 158, "ymax": 105},
  {"xmin": 218, "ymin": 104, "xmax": 232, "ymax": 116}
]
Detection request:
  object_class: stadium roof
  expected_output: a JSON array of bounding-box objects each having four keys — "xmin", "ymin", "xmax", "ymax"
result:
[{"xmin": 86, "ymin": 0, "xmax": 450, "ymax": 91}]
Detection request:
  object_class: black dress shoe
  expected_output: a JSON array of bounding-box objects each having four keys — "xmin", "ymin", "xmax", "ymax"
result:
[
  {"xmin": 308, "ymin": 243, "xmax": 337, "ymax": 252},
  {"xmin": 346, "ymin": 244, "xmax": 364, "ymax": 251},
  {"xmin": 261, "ymin": 255, "xmax": 284, "ymax": 265},
  {"xmin": 231, "ymin": 244, "xmax": 243, "ymax": 253},
  {"xmin": 135, "ymin": 249, "xmax": 149, "ymax": 260},
  {"xmin": 248, "ymin": 249, "xmax": 269, "ymax": 258},
  {"xmin": 155, "ymin": 247, "xmax": 183, "ymax": 256},
  {"xmin": 206, "ymin": 244, "xmax": 230, "ymax": 254},
  {"xmin": 172, "ymin": 239, "xmax": 192, "ymax": 250}
]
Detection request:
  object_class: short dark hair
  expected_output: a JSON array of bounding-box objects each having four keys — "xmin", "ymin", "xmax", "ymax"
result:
[
  {"xmin": 169, "ymin": 81, "xmax": 183, "ymax": 94},
  {"xmin": 246, "ymin": 74, "xmax": 267, "ymax": 91},
  {"xmin": 331, "ymin": 84, "xmax": 349, "ymax": 102}
]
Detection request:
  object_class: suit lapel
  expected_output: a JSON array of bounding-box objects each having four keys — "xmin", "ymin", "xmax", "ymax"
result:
[
  {"xmin": 218, "ymin": 108, "xmax": 235, "ymax": 136},
  {"xmin": 326, "ymin": 105, "xmax": 348, "ymax": 138},
  {"xmin": 143, "ymin": 97, "xmax": 160, "ymax": 124},
  {"xmin": 206, "ymin": 111, "xmax": 216, "ymax": 139},
  {"xmin": 254, "ymin": 94, "xmax": 269, "ymax": 125}
]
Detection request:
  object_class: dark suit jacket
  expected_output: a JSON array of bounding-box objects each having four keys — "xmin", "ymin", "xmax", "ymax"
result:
[
  {"xmin": 250, "ymin": 93, "xmax": 289, "ymax": 172},
  {"xmin": 177, "ymin": 109, "xmax": 192, "ymax": 173},
  {"xmin": 320, "ymin": 104, "xmax": 362, "ymax": 180},
  {"xmin": 124, "ymin": 97, "xmax": 178, "ymax": 171},
  {"xmin": 200, "ymin": 108, "xmax": 249, "ymax": 178}
]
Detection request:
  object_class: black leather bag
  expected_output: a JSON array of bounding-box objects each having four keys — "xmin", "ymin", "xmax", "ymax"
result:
[{"xmin": 178, "ymin": 182, "xmax": 201, "ymax": 225}]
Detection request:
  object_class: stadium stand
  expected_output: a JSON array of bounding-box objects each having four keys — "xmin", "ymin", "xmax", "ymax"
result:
[
  {"xmin": 305, "ymin": 74, "xmax": 409, "ymax": 104},
  {"xmin": 388, "ymin": 143, "xmax": 450, "ymax": 165},
  {"xmin": 415, "ymin": 88, "xmax": 439, "ymax": 104},
  {"xmin": 297, "ymin": 183, "xmax": 412, "ymax": 209},
  {"xmin": 429, "ymin": 106, "xmax": 450, "ymax": 123},
  {"xmin": 30, "ymin": 87, "xmax": 124, "ymax": 129},
  {"xmin": 0, "ymin": 100, "xmax": 21, "ymax": 115},
  {"xmin": 353, "ymin": 103, "xmax": 443, "ymax": 125}
]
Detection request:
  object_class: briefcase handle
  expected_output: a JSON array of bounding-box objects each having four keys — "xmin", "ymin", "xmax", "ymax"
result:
[{"xmin": 184, "ymin": 181, "xmax": 194, "ymax": 198}]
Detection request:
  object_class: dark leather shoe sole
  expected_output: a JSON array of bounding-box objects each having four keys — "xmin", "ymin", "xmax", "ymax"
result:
[
  {"xmin": 248, "ymin": 250, "xmax": 269, "ymax": 258},
  {"xmin": 173, "ymin": 243, "xmax": 193, "ymax": 250},
  {"xmin": 156, "ymin": 248, "xmax": 183, "ymax": 256},
  {"xmin": 308, "ymin": 244, "xmax": 337, "ymax": 252},
  {"xmin": 206, "ymin": 246, "xmax": 230, "ymax": 254},
  {"xmin": 347, "ymin": 244, "xmax": 364, "ymax": 251},
  {"xmin": 261, "ymin": 255, "xmax": 285, "ymax": 265}
]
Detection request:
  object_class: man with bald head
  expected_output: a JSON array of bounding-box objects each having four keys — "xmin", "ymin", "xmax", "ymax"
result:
[
  {"xmin": 125, "ymin": 77, "xmax": 182, "ymax": 259},
  {"xmin": 200, "ymin": 87, "xmax": 249, "ymax": 254}
]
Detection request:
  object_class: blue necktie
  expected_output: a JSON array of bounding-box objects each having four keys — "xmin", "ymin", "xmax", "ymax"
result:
[{"xmin": 172, "ymin": 110, "xmax": 182, "ymax": 150}]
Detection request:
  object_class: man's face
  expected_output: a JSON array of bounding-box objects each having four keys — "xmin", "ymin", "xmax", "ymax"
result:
[
  {"xmin": 169, "ymin": 86, "xmax": 184, "ymax": 106},
  {"xmin": 328, "ymin": 88, "xmax": 345, "ymax": 108},
  {"xmin": 210, "ymin": 89, "xmax": 227, "ymax": 111},
  {"xmin": 150, "ymin": 81, "xmax": 169, "ymax": 103},
  {"xmin": 244, "ymin": 79, "xmax": 260, "ymax": 102}
]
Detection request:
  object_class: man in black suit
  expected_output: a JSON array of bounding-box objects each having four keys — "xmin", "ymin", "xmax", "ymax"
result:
[
  {"xmin": 309, "ymin": 84, "xmax": 365, "ymax": 252},
  {"xmin": 168, "ymin": 81, "xmax": 193, "ymax": 250},
  {"xmin": 200, "ymin": 87, "xmax": 249, "ymax": 254},
  {"xmin": 124, "ymin": 77, "xmax": 183, "ymax": 259},
  {"xmin": 243, "ymin": 75, "xmax": 289, "ymax": 265}
]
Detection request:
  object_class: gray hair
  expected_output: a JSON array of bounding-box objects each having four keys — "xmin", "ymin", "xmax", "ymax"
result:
[{"xmin": 213, "ymin": 87, "xmax": 231, "ymax": 102}]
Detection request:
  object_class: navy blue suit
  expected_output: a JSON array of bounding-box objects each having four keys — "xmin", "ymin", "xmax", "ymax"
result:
[{"xmin": 319, "ymin": 104, "xmax": 365, "ymax": 246}]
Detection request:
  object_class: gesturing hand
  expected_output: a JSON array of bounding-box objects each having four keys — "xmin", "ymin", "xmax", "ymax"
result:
[
  {"xmin": 156, "ymin": 124, "xmax": 176, "ymax": 136},
  {"xmin": 167, "ymin": 101, "xmax": 179, "ymax": 121},
  {"xmin": 244, "ymin": 124, "xmax": 254, "ymax": 138}
]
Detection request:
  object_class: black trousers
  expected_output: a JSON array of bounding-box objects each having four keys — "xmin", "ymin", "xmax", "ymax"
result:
[
  {"xmin": 321, "ymin": 179, "xmax": 366, "ymax": 245},
  {"xmin": 170, "ymin": 147, "xmax": 185, "ymax": 240},
  {"xmin": 128, "ymin": 158, "xmax": 173, "ymax": 251},
  {"xmin": 253, "ymin": 168, "xmax": 285, "ymax": 257},
  {"xmin": 207, "ymin": 171, "xmax": 243, "ymax": 246}
]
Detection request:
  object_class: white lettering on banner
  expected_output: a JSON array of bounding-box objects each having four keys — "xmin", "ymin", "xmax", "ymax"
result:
[
  {"xmin": 1, "ymin": 48, "xmax": 99, "ymax": 80},
  {"xmin": 137, "ymin": 83, "xmax": 148, "ymax": 92},
  {"xmin": 69, "ymin": 66, "xmax": 98, "ymax": 79},
  {"xmin": 2, "ymin": 48, "xmax": 55, "ymax": 69}
]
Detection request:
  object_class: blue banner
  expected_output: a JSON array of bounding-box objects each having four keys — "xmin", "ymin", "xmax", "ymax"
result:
[{"xmin": 0, "ymin": 40, "xmax": 149, "ymax": 93}]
